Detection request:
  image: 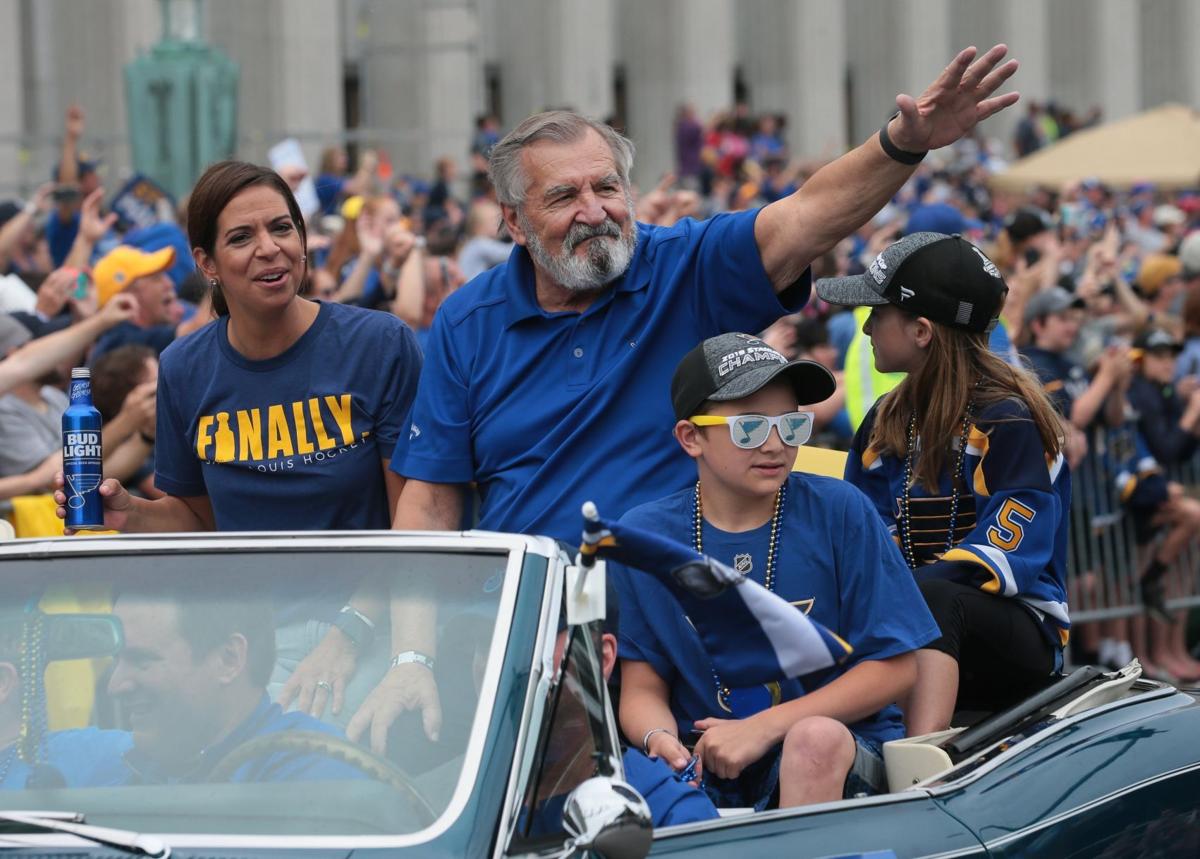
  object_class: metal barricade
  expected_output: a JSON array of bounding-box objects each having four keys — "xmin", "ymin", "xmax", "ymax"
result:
[{"xmin": 1067, "ymin": 427, "xmax": 1200, "ymax": 622}]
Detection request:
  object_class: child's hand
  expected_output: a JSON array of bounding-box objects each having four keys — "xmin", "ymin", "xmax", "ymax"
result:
[
  {"xmin": 646, "ymin": 730, "xmax": 702, "ymax": 786},
  {"xmin": 694, "ymin": 716, "xmax": 775, "ymax": 780}
]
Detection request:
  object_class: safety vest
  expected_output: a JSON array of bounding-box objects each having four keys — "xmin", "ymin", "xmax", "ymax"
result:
[{"xmin": 844, "ymin": 306, "xmax": 905, "ymax": 432}]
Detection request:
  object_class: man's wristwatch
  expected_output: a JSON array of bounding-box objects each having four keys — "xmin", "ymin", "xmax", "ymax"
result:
[
  {"xmin": 333, "ymin": 605, "xmax": 376, "ymax": 650},
  {"xmin": 390, "ymin": 650, "xmax": 435, "ymax": 671}
]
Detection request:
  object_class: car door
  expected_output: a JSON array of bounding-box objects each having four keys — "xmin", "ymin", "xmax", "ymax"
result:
[
  {"xmin": 503, "ymin": 619, "xmax": 624, "ymax": 857},
  {"xmin": 645, "ymin": 792, "xmax": 986, "ymax": 859}
]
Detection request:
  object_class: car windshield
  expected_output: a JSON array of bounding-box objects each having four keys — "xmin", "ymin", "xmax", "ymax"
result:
[{"xmin": 0, "ymin": 544, "xmax": 514, "ymax": 839}]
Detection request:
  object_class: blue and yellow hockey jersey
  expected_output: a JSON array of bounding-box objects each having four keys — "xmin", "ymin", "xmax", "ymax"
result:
[{"xmin": 846, "ymin": 397, "xmax": 1071, "ymax": 648}]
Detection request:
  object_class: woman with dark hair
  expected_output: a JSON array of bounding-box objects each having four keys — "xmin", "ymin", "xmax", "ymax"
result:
[
  {"xmin": 55, "ymin": 161, "xmax": 422, "ymax": 720},
  {"xmin": 817, "ymin": 232, "xmax": 1070, "ymax": 736}
]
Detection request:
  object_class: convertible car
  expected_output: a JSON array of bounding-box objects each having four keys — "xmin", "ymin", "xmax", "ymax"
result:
[{"xmin": 0, "ymin": 531, "xmax": 1196, "ymax": 858}]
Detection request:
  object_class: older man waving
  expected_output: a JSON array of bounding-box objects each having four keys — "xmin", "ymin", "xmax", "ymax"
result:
[
  {"xmin": 390, "ymin": 44, "xmax": 1018, "ymax": 540},
  {"xmin": 346, "ymin": 45, "xmax": 1020, "ymax": 752}
]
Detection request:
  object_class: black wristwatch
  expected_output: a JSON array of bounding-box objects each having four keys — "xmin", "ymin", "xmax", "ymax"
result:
[{"xmin": 333, "ymin": 605, "xmax": 376, "ymax": 650}]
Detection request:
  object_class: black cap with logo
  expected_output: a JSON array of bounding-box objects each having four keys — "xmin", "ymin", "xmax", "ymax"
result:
[
  {"xmin": 670, "ymin": 333, "xmax": 836, "ymax": 421},
  {"xmin": 1134, "ymin": 327, "xmax": 1183, "ymax": 354},
  {"xmin": 815, "ymin": 232, "xmax": 1008, "ymax": 334}
]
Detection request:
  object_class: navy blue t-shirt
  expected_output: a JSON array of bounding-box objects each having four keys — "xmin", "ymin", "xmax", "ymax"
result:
[
  {"xmin": 1020, "ymin": 346, "xmax": 1088, "ymax": 418},
  {"xmin": 46, "ymin": 210, "xmax": 80, "ymax": 267},
  {"xmin": 90, "ymin": 321, "xmax": 177, "ymax": 363},
  {"xmin": 392, "ymin": 209, "xmax": 808, "ymax": 541},
  {"xmin": 155, "ymin": 301, "xmax": 420, "ymax": 531},
  {"xmin": 610, "ymin": 473, "xmax": 939, "ymax": 746}
]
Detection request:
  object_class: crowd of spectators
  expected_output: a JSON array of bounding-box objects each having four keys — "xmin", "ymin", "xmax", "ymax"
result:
[{"xmin": 2, "ymin": 97, "xmax": 1199, "ymax": 680}]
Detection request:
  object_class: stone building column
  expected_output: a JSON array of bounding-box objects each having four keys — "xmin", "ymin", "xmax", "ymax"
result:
[
  {"xmin": 208, "ymin": 0, "xmax": 344, "ymax": 169},
  {"xmin": 358, "ymin": 0, "xmax": 480, "ymax": 178},
  {"xmin": 845, "ymin": 0, "xmax": 951, "ymax": 145},
  {"xmin": 1095, "ymin": 0, "xmax": 1139, "ymax": 121},
  {"xmin": 496, "ymin": 0, "xmax": 614, "ymax": 126},
  {"xmin": 0, "ymin": 0, "xmax": 24, "ymax": 195},
  {"xmin": 737, "ymin": 0, "xmax": 848, "ymax": 158},
  {"xmin": 618, "ymin": 0, "xmax": 734, "ymax": 185}
]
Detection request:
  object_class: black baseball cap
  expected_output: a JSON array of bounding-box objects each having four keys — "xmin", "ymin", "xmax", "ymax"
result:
[
  {"xmin": 671, "ymin": 332, "xmax": 836, "ymax": 421},
  {"xmin": 1134, "ymin": 327, "xmax": 1183, "ymax": 354},
  {"xmin": 814, "ymin": 232, "xmax": 1007, "ymax": 334},
  {"xmin": 1004, "ymin": 207, "xmax": 1054, "ymax": 243}
]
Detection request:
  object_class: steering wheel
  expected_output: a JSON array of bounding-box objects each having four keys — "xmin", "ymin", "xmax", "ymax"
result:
[{"xmin": 207, "ymin": 730, "xmax": 437, "ymax": 826}]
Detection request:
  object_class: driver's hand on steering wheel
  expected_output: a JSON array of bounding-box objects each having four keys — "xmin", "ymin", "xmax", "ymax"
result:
[
  {"xmin": 278, "ymin": 626, "xmax": 359, "ymax": 718},
  {"xmin": 347, "ymin": 663, "xmax": 442, "ymax": 755}
]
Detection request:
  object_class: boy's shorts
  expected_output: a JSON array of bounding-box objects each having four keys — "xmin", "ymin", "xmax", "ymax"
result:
[{"xmin": 700, "ymin": 733, "xmax": 886, "ymax": 810}]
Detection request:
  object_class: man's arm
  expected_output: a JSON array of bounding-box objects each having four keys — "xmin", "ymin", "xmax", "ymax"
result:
[
  {"xmin": 0, "ymin": 185, "xmax": 52, "ymax": 272},
  {"xmin": 53, "ymin": 105, "xmax": 85, "ymax": 226},
  {"xmin": 392, "ymin": 478, "xmax": 463, "ymax": 530},
  {"xmin": 755, "ymin": 45, "xmax": 1019, "ymax": 291},
  {"xmin": 0, "ymin": 452, "xmax": 61, "ymax": 500},
  {"xmin": 0, "ymin": 294, "xmax": 137, "ymax": 396},
  {"xmin": 389, "ymin": 244, "xmax": 426, "ymax": 329}
]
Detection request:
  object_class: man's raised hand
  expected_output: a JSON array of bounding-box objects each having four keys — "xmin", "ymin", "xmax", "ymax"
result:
[{"xmin": 890, "ymin": 45, "xmax": 1020, "ymax": 154}]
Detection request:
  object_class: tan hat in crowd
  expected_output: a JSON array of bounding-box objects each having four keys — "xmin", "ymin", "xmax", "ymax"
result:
[{"xmin": 1137, "ymin": 254, "xmax": 1183, "ymax": 295}]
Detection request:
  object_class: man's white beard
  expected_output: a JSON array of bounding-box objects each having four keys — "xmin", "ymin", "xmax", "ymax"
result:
[{"xmin": 520, "ymin": 204, "xmax": 639, "ymax": 294}]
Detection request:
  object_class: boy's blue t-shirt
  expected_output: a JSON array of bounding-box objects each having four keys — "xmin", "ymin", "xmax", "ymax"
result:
[
  {"xmin": 610, "ymin": 472, "xmax": 939, "ymax": 746},
  {"xmin": 154, "ymin": 300, "xmax": 421, "ymax": 532}
]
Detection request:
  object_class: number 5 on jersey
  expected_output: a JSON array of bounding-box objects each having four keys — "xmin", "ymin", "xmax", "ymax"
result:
[{"xmin": 987, "ymin": 498, "xmax": 1035, "ymax": 552}]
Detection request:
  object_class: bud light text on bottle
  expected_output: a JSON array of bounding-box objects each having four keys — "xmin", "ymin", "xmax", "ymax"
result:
[{"xmin": 62, "ymin": 367, "xmax": 105, "ymax": 530}]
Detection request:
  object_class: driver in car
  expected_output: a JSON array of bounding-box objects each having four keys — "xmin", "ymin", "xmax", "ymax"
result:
[{"xmin": 106, "ymin": 583, "xmax": 365, "ymax": 784}]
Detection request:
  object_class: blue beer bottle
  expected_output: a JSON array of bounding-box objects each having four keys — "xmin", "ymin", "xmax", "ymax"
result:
[{"xmin": 62, "ymin": 367, "xmax": 105, "ymax": 530}]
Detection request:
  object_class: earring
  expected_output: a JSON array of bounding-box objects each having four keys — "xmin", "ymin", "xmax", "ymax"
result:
[
  {"xmin": 209, "ymin": 278, "xmax": 219, "ymax": 288},
  {"xmin": 301, "ymin": 255, "xmax": 307, "ymax": 262}
]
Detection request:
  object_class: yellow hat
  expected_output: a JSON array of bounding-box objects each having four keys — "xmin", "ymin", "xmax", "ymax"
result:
[
  {"xmin": 340, "ymin": 195, "xmax": 365, "ymax": 221},
  {"xmin": 1137, "ymin": 254, "xmax": 1183, "ymax": 296},
  {"xmin": 93, "ymin": 245, "xmax": 176, "ymax": 307}
]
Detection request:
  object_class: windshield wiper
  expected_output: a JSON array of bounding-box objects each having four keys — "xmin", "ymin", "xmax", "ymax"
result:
[{"xmin": 0, "ymin": 811, "xmax": 170, "ymax": 858}]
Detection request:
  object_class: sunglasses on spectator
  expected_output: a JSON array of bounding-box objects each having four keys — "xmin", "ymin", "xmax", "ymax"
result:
[{"xmin": 690, "ymin": 411, "xmax": 814, "ymax": 449}]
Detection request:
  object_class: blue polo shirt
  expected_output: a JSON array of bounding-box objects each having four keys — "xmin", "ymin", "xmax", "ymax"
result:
[{"xmin": 391, "ymin": 209, "xmax": 807, "ymax": 541}]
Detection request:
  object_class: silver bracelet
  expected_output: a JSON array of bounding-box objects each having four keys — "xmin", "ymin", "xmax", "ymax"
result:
[
  {"xmin": 390, "ymin": 650, "xmax": 435, "ymax": 671},
  {"xmin": 641, "ymin": 727, "xmax": 676, "ymax": 756}
]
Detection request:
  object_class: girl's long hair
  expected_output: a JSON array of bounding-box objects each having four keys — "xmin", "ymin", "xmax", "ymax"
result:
[{"xmin": 870, "ymin": 318, "xmax": 1065, "ymax": 491}]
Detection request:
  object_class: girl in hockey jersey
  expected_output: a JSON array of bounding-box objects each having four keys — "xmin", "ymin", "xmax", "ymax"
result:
[{"xmin": 816, "ymin": 232, "xmax": 1069, "ymax": 736}]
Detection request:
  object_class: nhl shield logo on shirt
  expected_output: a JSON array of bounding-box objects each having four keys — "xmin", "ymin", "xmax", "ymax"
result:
[{"xmin": 733, "ymin": 553, "xmax": 753, "ymax": 574}]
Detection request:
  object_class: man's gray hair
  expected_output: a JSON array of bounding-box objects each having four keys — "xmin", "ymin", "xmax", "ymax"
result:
[{"xmin": 488, "ymin": 110, "xmax": 636, "ymax": 209}]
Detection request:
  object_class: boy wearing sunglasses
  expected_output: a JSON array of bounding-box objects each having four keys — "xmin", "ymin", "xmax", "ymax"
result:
[{"xmin": 610, "ymin": 333, "xmax": 938, "ymax": 810}]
